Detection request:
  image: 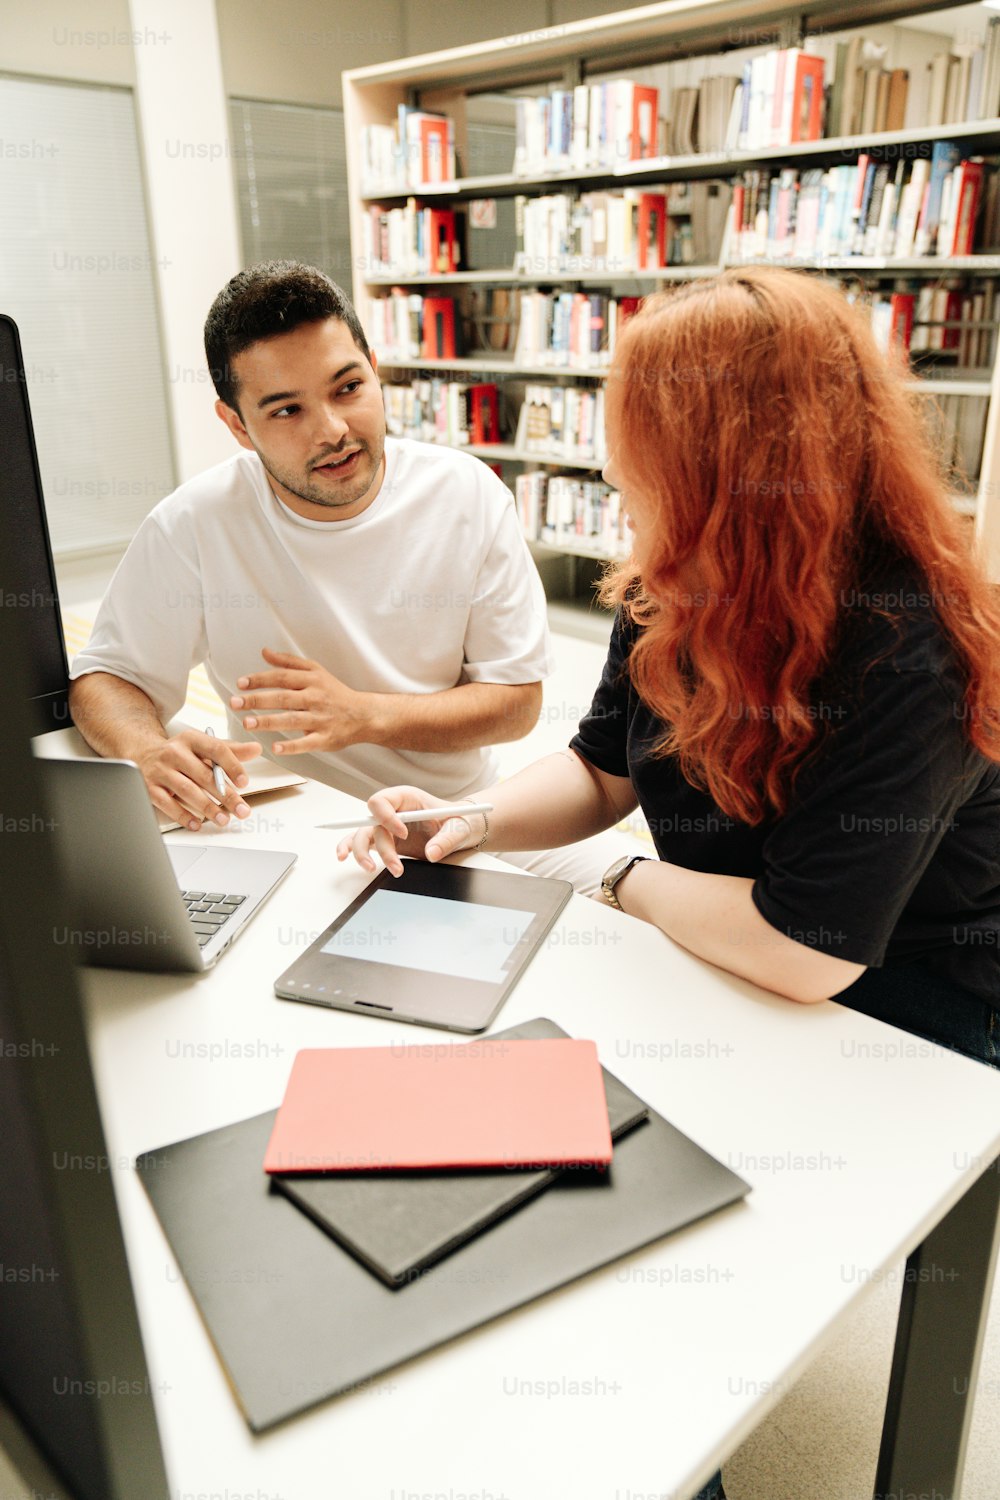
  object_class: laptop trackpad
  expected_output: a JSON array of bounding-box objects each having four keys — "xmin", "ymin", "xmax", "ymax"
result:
[{"xmin": 167, "ymin": 846, "xmax": 208, "ymax": 880}]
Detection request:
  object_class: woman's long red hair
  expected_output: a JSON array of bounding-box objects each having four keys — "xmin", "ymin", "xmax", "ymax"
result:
[{"xmin": 602, "ymin": 265, "xmax": 1000, "ymax": 824}]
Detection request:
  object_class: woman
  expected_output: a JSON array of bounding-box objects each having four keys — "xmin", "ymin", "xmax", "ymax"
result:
[
  {"xmin": 342, "ymin": 264, "xmax": 1000, "ymax": 1061},
  {"xmin": 339, "ymin": 264, "xmax": 1000, "ymax": 1500}
]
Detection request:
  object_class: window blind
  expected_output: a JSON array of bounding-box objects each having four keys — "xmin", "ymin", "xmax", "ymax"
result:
[{"xmin": 229, "ymin": 98, "xmax": 354, "ymax": 301}]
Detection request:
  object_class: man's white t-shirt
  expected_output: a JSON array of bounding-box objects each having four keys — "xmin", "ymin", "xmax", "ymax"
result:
[{"xmin": 70, "ymin": 437, "xmax": 553, "ymax": 801}]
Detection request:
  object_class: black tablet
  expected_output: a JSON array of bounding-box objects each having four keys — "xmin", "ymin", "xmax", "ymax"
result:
[{"xmin": 273, "ymin": 860, "xmax": 573, "ymax": 1033}]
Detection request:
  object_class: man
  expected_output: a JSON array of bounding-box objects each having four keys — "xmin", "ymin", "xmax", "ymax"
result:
[{"xmin": 69, "ymin": 261, "xmax": 550, "ymax": 831}]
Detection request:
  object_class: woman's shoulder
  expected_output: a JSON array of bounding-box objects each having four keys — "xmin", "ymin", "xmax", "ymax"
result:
[{"xmin": 835, "ymin": 555, "xmax": 962, "ymax": 689}]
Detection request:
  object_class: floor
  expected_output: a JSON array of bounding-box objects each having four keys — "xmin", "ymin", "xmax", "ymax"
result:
[{"xmin": 27, "ymin": 554, "xmax": 1000, "ymax": 1499}]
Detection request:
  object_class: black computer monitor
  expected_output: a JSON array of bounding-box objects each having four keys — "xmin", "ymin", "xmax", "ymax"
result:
[
  {"xmin": 0, "ymin": 360, "xmax": 168, "ymax": 1500},
  {"xmin": 0, "ymin": 314, "xmax": 70, "ymax": 736}
]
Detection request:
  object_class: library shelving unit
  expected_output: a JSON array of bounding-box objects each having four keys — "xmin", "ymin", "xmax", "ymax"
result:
[{"xmin": 343, "ymin": 0, "xmax": 1000, "ymax": 635}]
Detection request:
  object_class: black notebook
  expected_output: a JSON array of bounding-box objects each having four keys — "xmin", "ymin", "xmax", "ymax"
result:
[
  {"xmin": 137, "ymin": 1063, "xmax": 750, "ymax": 1431},
  {"xmin": 271, "ymin": 1017, "xmax": 649, "ymax": 1285}
]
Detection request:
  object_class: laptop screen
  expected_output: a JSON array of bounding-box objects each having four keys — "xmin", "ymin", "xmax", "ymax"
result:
[{"xmin": 0, "ymin": 314, "xmax": 69, "ymax": 736}]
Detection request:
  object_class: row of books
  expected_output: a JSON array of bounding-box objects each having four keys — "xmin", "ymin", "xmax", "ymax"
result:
[
  {"xmin": 360, "ymin": 202, "xmax": 463, "ymax": 277},
  {"xmin": 909, "ymin": 281, "xmax": 997, "ymax": 365},
  {"xmin": 828, "ymin": 22, "xmax": 1000, "ymax": 140},
  {"xmin": 513, "ymin": 291, "xmax": 642, "ymax": 367},
  {"xmin": 844, "ymin": 282, "xmax": 998, "ymax": 367},
  {"xmin": 364, "ymin": 292, "xmax": 465, "ymax": 361},
  {"xmin": 515, "ymin": 473, "xmax": 629, "ymax": 557},
  {"xmin": 382, "ymin": 380, "xmax": 500, "ymax": 447},
  {"xmin": 737, "ymin": 49, "xmax": 826, "ymax": 151},
  {"xmin": 513, "ymin": 384, "xmax": 607, "ymax": 465},
  {"xmin": 366, "ymin": 288, "xmax": 646, "ymax": 369},
  {"xmin": 822, "ymin": 40, "xmax": 907, "ymax": 141},
  {"xmin": 515, "ymin": 189, "xmax": 690, "ymax": 272},
  {"xmin": 361, "ymin": 107, "xmax": 456, "ymax": 191},
  {"xmin": 514, "ymin": 80, "xmax": 661, "ymax": 175},
  {"xmin": 726, "ymin": 148, "xmax": 989, "ymax": 264}
]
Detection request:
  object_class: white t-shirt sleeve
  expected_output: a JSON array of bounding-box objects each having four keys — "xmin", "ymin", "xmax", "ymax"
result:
[
  {"xmin": 461, "ymin": 490, "xmax": 553, "ymax": 685},
  {"xmin": 69, "ymin": 512, "xmax": 208, "ymax": 724}
]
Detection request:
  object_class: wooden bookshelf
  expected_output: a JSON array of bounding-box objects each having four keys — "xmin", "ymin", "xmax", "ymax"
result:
[{"xmin": 343, "ymin": 0, "xmax": 1000, "ymax": 585}]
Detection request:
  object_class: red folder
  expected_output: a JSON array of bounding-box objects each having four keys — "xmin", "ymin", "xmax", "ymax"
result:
[{"xmin": 263, "ymin": 1038, "xmax": 613, "ymax": 1174}]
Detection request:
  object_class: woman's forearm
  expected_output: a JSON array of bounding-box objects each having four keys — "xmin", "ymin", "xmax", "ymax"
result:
[{"xmin": 480, "ymin": 750, "xmax": 637, "ymax": 852}]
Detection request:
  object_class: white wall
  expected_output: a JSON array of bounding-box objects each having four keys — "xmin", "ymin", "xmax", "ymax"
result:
[
  {"xmin": 127, "ymin": 0, "xmax": 241, "ymax": 480},
  {"xmin": 1, "ymin": 0, "xmax": 137, "ymax": 85}
]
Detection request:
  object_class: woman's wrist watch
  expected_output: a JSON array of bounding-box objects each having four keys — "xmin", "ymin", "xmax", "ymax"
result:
[{"xmin": 601, "ymin": 854, "xmax": 649, "ymax": 911}]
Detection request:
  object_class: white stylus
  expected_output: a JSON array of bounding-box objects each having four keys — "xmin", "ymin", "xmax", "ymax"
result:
[{"xmin": 317, "ymin": 801, "xmax": 493, "ymax": 832}]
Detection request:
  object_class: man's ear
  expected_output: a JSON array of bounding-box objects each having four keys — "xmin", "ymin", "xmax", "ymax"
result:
[{"xmin": 215, "ymin": 398, "xmax": 254, "ymax": 451}]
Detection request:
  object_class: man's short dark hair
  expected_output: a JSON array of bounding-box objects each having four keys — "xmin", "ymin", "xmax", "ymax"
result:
[{"xmin": 204, "ymin": 260, "xmax": 371, "ymax": 413}]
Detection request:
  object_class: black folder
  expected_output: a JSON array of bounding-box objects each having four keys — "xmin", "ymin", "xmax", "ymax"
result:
[
  {"xmin": 137, "ymin": 1043, "xmax": 750, "ymax": 1432},
  {"xmin": 271, "ymin": 1017, "xmax": 649, "ymax": 1285}
]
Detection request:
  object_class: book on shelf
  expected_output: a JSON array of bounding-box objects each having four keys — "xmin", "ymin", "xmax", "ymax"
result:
[
  {"xmin": 695, "ymin": 74, "xmax": 742, "ymax": 154},
  {"xmin": 512, "ymin": 185, "xmax": 728, "ymax": 273},
  {"xmin": 867, "ymin": 291, "xmax": 915, "ymax": 357},
  {"xmin": 469, "ymin": 384, "xmax": 500, "ymax": 443},
  {"xmin": 740, "ymin": 48, "xmax": 826, "ymax": 150},
  {"xmin": 421, "ymin": 297, "xmax": 460, "ymax": 359},
  {"xmin": 515, "ymin": 472, "xmax": 628, "ymax": 557},
  {"xmin": 361, "ymin": 200, "xmax": 463, "ymax": 277},
  {"xmin": 637, "ymin": 192, "xmax": 667, "ymax": 270},
  {"xmin": 360, "ymin": 108, "xmax": 456, "ymax": 192},
  {"xmin": 513, "ymin": 385, "xmax": 606, "ymax": 465},
  {"xmin": 363, "ymin": 291, "xmax": 463, "ymax": 362},
  {"xmin": 382, "ymin": 378, "xmax": 499, "ymax": 447},
  {"xmin": 726, "ymin": 148, "xmax": 993, "ymax": 263},
  {"xmin": 514, "ymin": 80, "xmax": 664, "ymax": 175},
  {"xmin": 669, "ymin": 87, "xmax": 699, "ymax": 155}
]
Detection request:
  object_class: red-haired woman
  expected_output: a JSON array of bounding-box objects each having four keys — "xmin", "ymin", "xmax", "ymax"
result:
[
  {"xmin": 341, "ymin": 266, "xmax": 1000, "ymax": 1496},
  {"xmin": 342, "ymin": 266, "xmax": 1000, "ymax": 1075}
]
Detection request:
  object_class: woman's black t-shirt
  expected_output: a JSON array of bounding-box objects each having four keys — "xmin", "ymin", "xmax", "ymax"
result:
[{"xmin": 569, "ymin": 568, "xmax": 1000, "ymax": 1005}]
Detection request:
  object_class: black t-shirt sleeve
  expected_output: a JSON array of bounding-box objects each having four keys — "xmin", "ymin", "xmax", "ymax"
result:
[
  {"xmin": 753, "ymin": 668, "xmax": 971, "ymax": 966},
  {"xmin": 568, "ymin": 609, "xmax": 633, "ymax": 777}
]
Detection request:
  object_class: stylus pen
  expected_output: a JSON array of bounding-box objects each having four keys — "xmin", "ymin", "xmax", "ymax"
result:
[
  {"xmin": 317, "ymin": 801, "xmax": 493, "ymax": 832},
  {"xmin": 204, "ymin": 726, "xmax": 228, "ymax": 800}
]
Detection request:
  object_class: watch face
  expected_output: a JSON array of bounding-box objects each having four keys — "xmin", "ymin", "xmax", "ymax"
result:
[{"xmin": 605, "ymin": 856, "xmax": 633, "ymax": 885}]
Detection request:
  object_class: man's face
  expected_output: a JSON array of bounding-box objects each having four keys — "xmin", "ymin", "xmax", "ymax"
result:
[{"xmin": 216, "ymin": 317, "xmax": 386, "ymax": 521}]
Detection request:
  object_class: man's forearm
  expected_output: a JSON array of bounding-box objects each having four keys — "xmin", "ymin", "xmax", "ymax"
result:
[
  {"xmin": 363, "ymin": 681, "xmax": 542, "ymax": 751},
  {"xmin": 68, "ymin": 673, "xmax": 169, "ymax": 759}
]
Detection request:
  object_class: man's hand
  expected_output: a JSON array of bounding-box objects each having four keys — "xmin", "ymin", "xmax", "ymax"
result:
[
  {"xmin": 231, "ymin": 648, "xmax": 372, "ymax": 754},
  {"xmin": 136, "ymin": 730, "xmax": 262, "ymax": 830}
]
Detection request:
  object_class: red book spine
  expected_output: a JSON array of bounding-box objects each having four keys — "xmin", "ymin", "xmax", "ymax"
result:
[
  {"xmin": 630, "ymin": 85, "xmax": 658, "ymax": 160},
  {"xmin": 950, "ymin": 160, "xmax": 984, "ymax": 256},
  {"xmin": 470, "ymin": 384, "xmax": 499, "ymax": 443},
  {"xmin": 426, "ymin": 209, "xmax": 457, "ymax": 273},
  {"xmin": 420, "ymin": 298, "xmax": 456, "ymax": 359},
  {"xmin": 790, "ymin": 56, "xmax": 825, "ymax": 143},
  {"xmin": 419, "ymin": 117, "xmax": 450, "ymax": 183},
  {"xmin": 889, "ymin": 293, "xmax": 914, "ymax": 353},
  {"xmin": 637, "ymin": 193, "xmax": 667, "ymax": 269},
  {"xmin": 731, "ymin": 182, "xmax": 745, "ymax": 257}
]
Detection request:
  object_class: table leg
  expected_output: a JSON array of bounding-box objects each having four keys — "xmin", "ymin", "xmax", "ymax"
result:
[{"xmin": 874, "ymin": 1154, "xmax": 1000, "ymax": 1500}]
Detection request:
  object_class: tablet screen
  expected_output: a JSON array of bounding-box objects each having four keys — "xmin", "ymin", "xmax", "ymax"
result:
[
  {"xmin": 322, "ymin": 890, "xmax": 533, "ymax": 984},
  {"xmin": 274, "ymin": 860, "xmax": 573, "ymax": 1033}
]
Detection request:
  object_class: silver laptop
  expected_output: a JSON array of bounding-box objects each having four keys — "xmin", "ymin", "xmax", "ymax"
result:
[{"xmin": 37, "ymin": 758, "xmax": 296, "ymax": 972}]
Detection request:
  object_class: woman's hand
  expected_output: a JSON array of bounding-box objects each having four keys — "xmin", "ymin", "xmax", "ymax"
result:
[{"xmin": 336, "ymin": 785, "xmax": 485, "ymax": 876}]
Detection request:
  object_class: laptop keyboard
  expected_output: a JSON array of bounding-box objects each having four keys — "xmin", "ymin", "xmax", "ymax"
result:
[{"xmin": 180, "ymin": 891, "xmax": 248, "ymax": 948}]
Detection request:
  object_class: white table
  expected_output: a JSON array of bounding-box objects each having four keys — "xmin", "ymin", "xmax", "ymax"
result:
[{"xmin": 80, "ymin": 776, "xmax": 1000, "ymax": 1500}]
